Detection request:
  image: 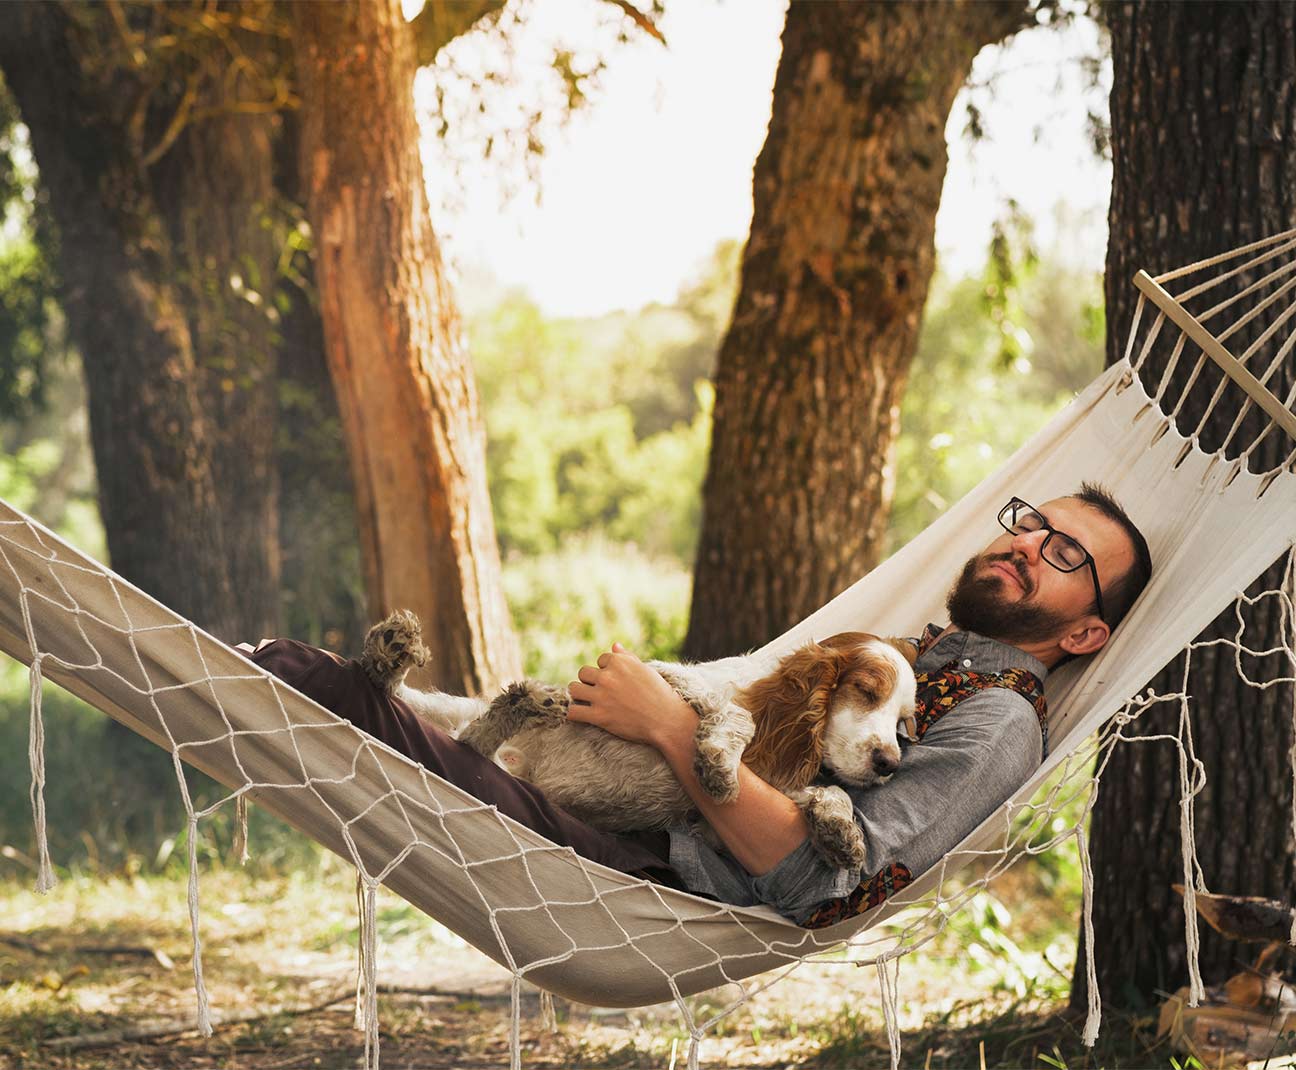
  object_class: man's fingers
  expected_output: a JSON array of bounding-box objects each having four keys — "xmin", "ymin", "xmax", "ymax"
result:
[
  {"xmin": 577, "ymin": 665, "xmax": 600, "ymax": 685},
  {"xmin": 596, "ymin": 651, "xmax": 612, "ymax": 669},
  {"xmin": 568, "ymin": 680, "xmax": 596, "ymax": 703}
]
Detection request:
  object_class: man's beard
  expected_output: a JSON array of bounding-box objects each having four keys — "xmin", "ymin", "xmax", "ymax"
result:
[{"xmin": 945, "ymin": 552, "xmax": 1071, "ymax": 645}]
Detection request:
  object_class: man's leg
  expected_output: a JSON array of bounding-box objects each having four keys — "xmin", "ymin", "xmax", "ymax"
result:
[{"xmin": 246, "ymin": 639, "xmax": 679, "ymax": 884}]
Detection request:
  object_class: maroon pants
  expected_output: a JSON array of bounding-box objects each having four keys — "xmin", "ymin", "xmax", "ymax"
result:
[{"xmin": 249, "ymin": 639, "xmax": 681, "ymax": 886}]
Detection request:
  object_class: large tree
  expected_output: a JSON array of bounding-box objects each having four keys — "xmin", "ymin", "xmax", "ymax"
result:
[
  {"xmin": 289, "ymin": 0, "xmax": 521, "ymax": 693},
  {"xmin": 684, "ymin": 0, "xmax": 1032, "ymax": 660},
  {"xmin": 1075, "ymin": 0, "xmax": 1296, "ymax": 1009},
  {"xmin": 0, "ymin": 4, "xmax": 274, "ymax": 641}
]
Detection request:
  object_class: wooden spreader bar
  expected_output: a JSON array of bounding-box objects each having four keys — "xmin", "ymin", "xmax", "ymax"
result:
[{"xmin": 1134, "ymin": 269, "xmax": 1296, "ymax": 446}]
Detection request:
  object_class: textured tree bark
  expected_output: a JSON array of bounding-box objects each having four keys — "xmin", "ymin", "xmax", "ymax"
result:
[
  {"xmin": 290, "ymin": 0, "xmax": 521, "ymax": 693},
  {"xmin": 0, "ymin": 3, "xmax": 244, "ymax": 640},
  {"xmin": 684, "ymin": 0, "xmax": 1029, "ymax": 660},
  {"xmin": 1075, "ymin": 0, "xmax": 1296, "ymax": 1011},
  {"xmin": 151, "ymin": 21, "xmax": 283, "ymax": 641}
]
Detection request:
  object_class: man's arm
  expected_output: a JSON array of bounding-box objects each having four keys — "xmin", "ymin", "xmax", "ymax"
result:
[
  {"xmin": 566, "ymin": 644, "xmax": 811, "ymax": 875},
  {"xmin": 653, "ymin": 708, "xmax": 810, "ymax": 875}
]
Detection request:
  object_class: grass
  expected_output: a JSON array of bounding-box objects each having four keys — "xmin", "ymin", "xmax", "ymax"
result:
[{"xmin": 0, "ymin": 853, "xmax": 1228, "ymax": 1070}]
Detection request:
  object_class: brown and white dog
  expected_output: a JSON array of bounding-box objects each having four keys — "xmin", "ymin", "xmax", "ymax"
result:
[{"xmin": 361, "ymin": 613, "xmax": 917, "ymax": 870}]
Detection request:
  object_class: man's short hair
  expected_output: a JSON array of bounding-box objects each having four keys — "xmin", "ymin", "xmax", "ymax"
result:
[{"xmin": 1073, "ymin": 481, "xmax": 1153, "ymax": 628}]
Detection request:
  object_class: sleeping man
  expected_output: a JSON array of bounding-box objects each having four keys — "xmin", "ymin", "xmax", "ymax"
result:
[{"xmin": 243, "ymin": 482, "xmax": 1151, "ymax": 925}]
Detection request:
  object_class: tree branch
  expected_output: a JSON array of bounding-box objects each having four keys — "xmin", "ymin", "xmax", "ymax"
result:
[
  {"xmin": 0, "ymin": 932, "xmax": 175, "ymax": 969},
  {"xmin": 410, "ymin": 0, "xmax": 508, "ymax": 66},
  {"xmin": 1175, "ymin": 885, "xmax": 1296, "ymax": 945},
  {"xmin": 603, "ymin": 0, "xmax": 666, "ymax": 45}
]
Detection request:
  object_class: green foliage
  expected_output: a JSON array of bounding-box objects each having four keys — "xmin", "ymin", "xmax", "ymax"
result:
[
  {"xmin": 0, "ymin": 85, "xmax": 59, "ymax": 423},
  {"xmin": 889, "ymin": 251, "xmax": 1104, "ymax": 552},
  {"xmin": 0, "ymin": 234, "xmax": 55, "ymax": 419},
  {"xmin": 502, "ymin": 536, "xmax": 691, "ymax": 679},
  {"xmin": 470, "ymin": 241, "xmax": 735, "ymax": 564}
]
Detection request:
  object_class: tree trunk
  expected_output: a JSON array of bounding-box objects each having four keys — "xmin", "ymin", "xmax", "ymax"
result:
[
  {"xmin": 276, "ymin": 243, "xmax": 369, "ymax": 653},
  {"xmin": 0, "ymin": 2, "xmax": 289, "ymax": 642},
  {"xmin": 289, "ymin": 0, "xmax": 520, "ymax": 694},
  {"xmin": 151, "ymin": 19, "xmax": 283, "ymax": 641},
  {"xmin": 1075, "ymin": 0, "xmax": 1296, "ymax": 1011},
  {"xmin": 0, "ymin": 3, "xmax": 244, "ymax": 640},
  {"xmin": 684, "ymin": 0, "xmax": 1029, "ymax": 660}
]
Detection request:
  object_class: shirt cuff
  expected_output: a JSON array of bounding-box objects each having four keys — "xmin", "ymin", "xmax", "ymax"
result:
[{"xmin": 750, "ymin": 837, "xmax": 859, "ymax": 921}]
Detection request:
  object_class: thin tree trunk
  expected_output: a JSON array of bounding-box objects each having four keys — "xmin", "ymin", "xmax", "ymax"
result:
[
  {"xmin": 289, "ymin": 0, "xmax": 520, "ymax": 693},
  {"xmin": 1075, "ymin": 0, "xmax": 1296, "ymax": 1011},
  {"xmin": 684, "ymin": 0, "xmax": 1029, "ymax": 660}
]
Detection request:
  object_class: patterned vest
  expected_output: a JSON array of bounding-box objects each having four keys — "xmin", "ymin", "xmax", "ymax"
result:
[{"xmin": 798, "ymin": 626, "xmax": 1047, "ymax": 931}]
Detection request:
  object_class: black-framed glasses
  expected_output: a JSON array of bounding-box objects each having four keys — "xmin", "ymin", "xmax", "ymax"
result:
[{"xmin": 997, "ymin": 497, "xmax": 1107, "ymax": 623}]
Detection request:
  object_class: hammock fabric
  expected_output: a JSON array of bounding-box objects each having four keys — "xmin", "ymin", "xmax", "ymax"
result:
[{"xmin": 2, "ymin": 231, "xmax": 1296, "ymax": 1070}]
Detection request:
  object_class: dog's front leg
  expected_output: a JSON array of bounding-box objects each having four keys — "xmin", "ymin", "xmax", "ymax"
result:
[
  {"xmin": 690, "ymin": 696, "xmax": 756, "ymax": 805},
  {"xmin": 789, "ymin": 785, "xmax": 866, "ymax": 870},
  {"xmin": 394, "ymin": 685, "xmax": 489, "ymax": 737},
  {"xmin": 457, "ymin": 680, "xmax": 570, "ymax": 758}
]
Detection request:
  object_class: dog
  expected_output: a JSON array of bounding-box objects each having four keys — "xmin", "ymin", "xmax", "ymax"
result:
[{"xmin": 360, "ymin": 610, "xmax": 917, "ymax": 870}]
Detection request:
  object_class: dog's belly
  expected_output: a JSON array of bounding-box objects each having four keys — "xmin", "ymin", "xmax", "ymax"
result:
[{"xmin": 505, "ymin": 722, "xmax": 692, "ymax": 832}]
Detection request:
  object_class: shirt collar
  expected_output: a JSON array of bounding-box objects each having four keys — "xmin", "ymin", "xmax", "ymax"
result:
[{"xmin": 914, "ymin": 622, "xmax": 1049, "ymax": 682}]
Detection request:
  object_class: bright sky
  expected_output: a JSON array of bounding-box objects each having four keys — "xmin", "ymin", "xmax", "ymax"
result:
[{"xmin": 419, "ymin": 1, "xmax": 1112, "ymax": 318}]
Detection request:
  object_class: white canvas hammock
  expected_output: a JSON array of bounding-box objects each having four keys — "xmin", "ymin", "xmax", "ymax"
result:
[{"xmin": 3, "ymin": 231, "xmax": 1296, "ymax": 1070}]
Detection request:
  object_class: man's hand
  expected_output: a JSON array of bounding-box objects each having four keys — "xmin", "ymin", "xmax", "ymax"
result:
[{"xmin": 567, "ymin": 642, "xmax": 697, "ymax": 750}]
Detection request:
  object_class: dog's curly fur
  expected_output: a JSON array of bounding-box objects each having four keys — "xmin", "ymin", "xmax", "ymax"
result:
[{"xmin": 361, "ymin": 611, "xmax": 916, "ymax": 872}]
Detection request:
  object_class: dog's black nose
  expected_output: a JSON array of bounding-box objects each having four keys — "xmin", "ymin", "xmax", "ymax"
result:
[{"xmin": 872, "ymin": 751, "xmax": 899, "ymax": 777}]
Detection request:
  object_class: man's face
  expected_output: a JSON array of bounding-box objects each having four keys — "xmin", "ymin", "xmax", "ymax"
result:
[{"xmin": 946, "ymin": 496, "xmax": 1136, "ymax": 647}]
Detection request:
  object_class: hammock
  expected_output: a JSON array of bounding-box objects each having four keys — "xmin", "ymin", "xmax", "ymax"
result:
[{"xmin": 2, "ymin": 231, "xmax": 1296, "ymax": 1070}]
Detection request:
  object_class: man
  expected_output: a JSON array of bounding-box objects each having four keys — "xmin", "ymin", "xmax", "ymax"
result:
[
  {"xmin": 558, "ymin": 482, "xmax": 1151, "ymax": 921},
  {"xmin": 246, "ymin": 482, "xmax": 1151, "ymax": 923}
]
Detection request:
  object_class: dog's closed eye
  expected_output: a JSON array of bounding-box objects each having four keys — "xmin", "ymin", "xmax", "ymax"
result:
[
  {"xmin": 841, "ymin": 662, "xmax": 897, "ymax": 707},
  {"xmin": 845, "ymin": 677, "xmax": 881, "ymax": 704}
]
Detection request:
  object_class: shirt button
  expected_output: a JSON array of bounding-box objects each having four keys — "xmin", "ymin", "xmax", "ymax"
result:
[{"xmin": 962, "ymin": 659, "xmax": 972, "ymax": 667}]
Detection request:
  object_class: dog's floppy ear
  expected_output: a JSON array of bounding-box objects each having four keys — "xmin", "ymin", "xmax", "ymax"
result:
[
  {"xmin": 738, "ymin": 641, "xmax": 843, "ymax": 792},
  {"xmin": 883, "ymin": 635, "xmax": 919, "ymax": 668}
]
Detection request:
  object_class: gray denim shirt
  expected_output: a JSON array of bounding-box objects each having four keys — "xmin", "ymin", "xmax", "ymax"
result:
[{"xmin": 666, "ymin": 626, "xmax": 1047, "ymax": 923}]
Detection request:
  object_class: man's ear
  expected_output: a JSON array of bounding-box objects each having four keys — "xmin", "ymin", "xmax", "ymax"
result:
[{"xmin": 1059, "ymin": 616, "xmax": 1111, "ymax": 658}]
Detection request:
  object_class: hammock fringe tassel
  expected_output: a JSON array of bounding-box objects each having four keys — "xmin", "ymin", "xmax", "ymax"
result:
[
  {"xmin": 187, "ymin": 815, "xmax": 213, "ymax": 1037},
  {"xmin": 232, "ymin": 794, "xmax": 250, "ymax": 866},
  {"xmin": 28, "ymin": 653, "xmax": 56, "ymax": 894},
  {"xmin": 1078, "ymin": 826, "xmax": 1102, "ymax": 1047},
  {"xmin": 877, "ymin": 955, "xmax": 903, "ymax": 1070}
]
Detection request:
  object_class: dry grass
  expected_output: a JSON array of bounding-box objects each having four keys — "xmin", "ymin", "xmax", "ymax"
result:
[{"xmin": 0, "ymin": 859, "xmax": 1242, "ymax": 1069}]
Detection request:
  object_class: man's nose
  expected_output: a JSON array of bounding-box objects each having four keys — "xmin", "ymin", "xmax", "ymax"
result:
[{"xmin": 1011, "ymin": 529, "xmax": 1048, "ymax": 561}]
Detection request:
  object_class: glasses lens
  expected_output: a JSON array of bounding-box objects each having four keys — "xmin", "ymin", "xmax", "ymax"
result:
[
  {"xmin": 1044, "ymin": 533, "xmax": 1088, "ymax": 571},
  {"xmin": 1003, "ymin": 500, "xmax": 1044, "ymax": 534}
]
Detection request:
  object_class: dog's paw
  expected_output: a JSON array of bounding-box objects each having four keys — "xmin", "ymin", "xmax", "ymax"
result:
[
  {"xmin": 694, "ymin": 743, "xmax": 741, "ymax": 804},
  {"xmin": 795, "ymin": 786, "xmax": 867, "ymax": 870},
  {"xmin": 691, "ymin": 703, "xmax": 751, "ymax": 804},
  {"xmin": 361, "ymin": 609, "xmax": 429, "ymax": 692},
  {"xmin": 496, "ymin": 679, "xmax": 570, "ymax": 720}
]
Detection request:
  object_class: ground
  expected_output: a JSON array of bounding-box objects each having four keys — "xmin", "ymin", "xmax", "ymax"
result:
[{"xmin": 0, "ymin": 860, "xmax": 1290, "ymax": 1069}]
